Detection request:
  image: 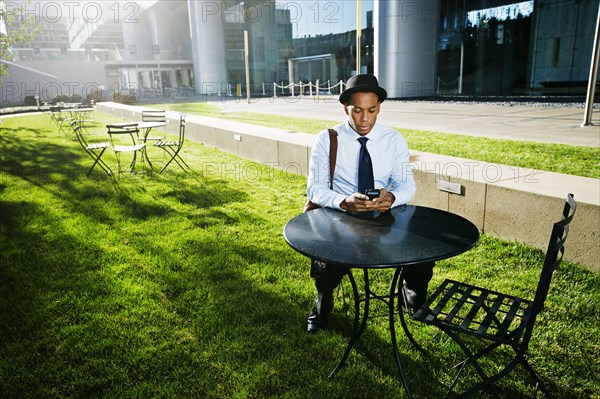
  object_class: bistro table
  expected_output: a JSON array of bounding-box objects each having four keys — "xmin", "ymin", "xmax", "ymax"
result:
[
  {"xmin": 107, "ymin": 121, "xmax": 167, "ymax": 169},
  {"xmin": 65, "ymin": 107, "xmax": 95, "ymax": 122},
  {"xmin": 283, "ymin": 205, "xmax": 479, "ymax": 398},
  {"xmin": 60, "ymin": 107, "xmax": 95, "ymax": 133}
]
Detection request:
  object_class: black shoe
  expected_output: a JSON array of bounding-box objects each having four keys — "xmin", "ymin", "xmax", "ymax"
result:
[
  {"xmin": 306, "ymin": 295, "xmax": 334, "ymax": 333},
  {"xmin": 307, "ymin": 303, "xmax": 326, "ymax": 333},
  {"xmin": 402, "ymin": 284, "xmax": 425, "ymax": 314}
]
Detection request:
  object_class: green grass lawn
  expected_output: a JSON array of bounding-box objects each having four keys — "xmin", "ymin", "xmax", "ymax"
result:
[
  {"xmin": 0, "ymin": 112, "xmax": 598, "ymax": 398},
  {"xmin": 149, "ymin": 102, "xmax": 600, "ymax": 179}
]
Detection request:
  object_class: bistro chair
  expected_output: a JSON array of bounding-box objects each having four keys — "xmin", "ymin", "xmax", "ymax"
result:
[
  {"xmin": 140, "ymin": 109, "xmax": 166, "ymax": 142},
  {"xmin": 73, "ymin": 122, "xmax": 112, "ymax": 177},
  {"xmin": 142, "ymin": 109, "xmax": 166, "ymax": 123},
  {"xmin": 153, "ymin": 115, "xmax": 189, "ymax": 173},
  {"xmin": 49, "ymin": 106, "xmax": 73, "ymax": 136},
  {"xmin": 401, "ymin": 193, "xmax": 576, "ymax": 398},
  {"xmin": 106, "ymin": 124, "xmax": 146, "ymax": 175}
]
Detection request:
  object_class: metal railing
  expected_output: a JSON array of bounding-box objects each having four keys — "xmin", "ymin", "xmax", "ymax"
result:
[{"xmin": 273, "ymin": 79, "xmax": 345, "ymax": 98}]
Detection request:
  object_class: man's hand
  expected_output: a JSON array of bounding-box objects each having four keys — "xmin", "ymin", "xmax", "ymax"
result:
[{"xmin": 340, "ymin": 188, "xmax": 395, "ymax": 213}]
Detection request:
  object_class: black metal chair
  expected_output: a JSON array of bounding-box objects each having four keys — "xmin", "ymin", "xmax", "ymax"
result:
[
  {"xmin": 153, "ymin": 115, "xmax": 189, "ymax": 173},
  {"xmin": 73, "ymin": 122, "xmax": 112, "ymax": 177},
  {"xmin": 106, "ymin": 124, "xmax": 146, "ymax": 175},
  {"xmin": 401, "ymin": 193, "xmax": 576, "ymax": 398}
]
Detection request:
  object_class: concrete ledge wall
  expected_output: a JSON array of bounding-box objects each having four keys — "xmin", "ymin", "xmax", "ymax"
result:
[{"xmin": 98, "ymin": 103, "xmax": 600, "ymax": 271}]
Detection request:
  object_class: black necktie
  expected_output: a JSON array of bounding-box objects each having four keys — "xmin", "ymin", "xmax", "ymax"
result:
[{"xmin": 357, "ymin": 137, "xmax": 374, "ymax": 194}]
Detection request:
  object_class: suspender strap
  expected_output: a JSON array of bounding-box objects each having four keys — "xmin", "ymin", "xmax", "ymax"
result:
[
  {"xmin": 327, "ymin": 128, "xmax": 338, "ymax": 190},
  {"xmin": 303, "ymin": 128, "xmax": 338, "ymax": 214}
]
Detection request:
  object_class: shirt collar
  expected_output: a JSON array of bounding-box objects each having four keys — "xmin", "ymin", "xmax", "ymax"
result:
[{"xmin": 344, "ymin": 121, "xmax": 383, "ymax": 142}]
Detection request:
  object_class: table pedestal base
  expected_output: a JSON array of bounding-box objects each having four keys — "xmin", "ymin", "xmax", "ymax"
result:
[{"xmin": 327, "ymin": 267, "xmax": 415, "ymax": 399}]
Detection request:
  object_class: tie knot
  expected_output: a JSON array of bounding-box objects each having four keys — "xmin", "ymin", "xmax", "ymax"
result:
[{"xmin": 358, "ymin": 137, "xmax": 368, "ymax": 147}]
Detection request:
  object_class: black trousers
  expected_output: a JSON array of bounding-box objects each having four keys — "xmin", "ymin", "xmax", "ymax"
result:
[{"xmin": 311, "ymin": 260, "xmax": 435, "ymax": 313}]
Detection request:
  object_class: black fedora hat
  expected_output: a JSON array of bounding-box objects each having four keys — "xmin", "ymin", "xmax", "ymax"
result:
[{"xmin": 339, "ymin": 74, "xmax": 387, "ymax": 104}]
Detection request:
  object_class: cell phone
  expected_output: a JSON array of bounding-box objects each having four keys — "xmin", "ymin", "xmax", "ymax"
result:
[{"xmin": 365, "ymin": 188, "xmax": 380, "ymax": 200}]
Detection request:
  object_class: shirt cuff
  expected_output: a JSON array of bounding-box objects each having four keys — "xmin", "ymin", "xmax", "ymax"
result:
[
  {"xmin": 334, "ymin": 193, "xmax": 348, "ymax": 211},
  {"xmin": 390, "ymin": 190, "xmax": 406, "ymax": 207}
]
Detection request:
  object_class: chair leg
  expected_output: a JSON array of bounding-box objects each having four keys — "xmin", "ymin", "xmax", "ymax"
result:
[
  {"xmin": 454, "ymin": 342, "xmax": 544, "ymax": 399},
  {"xmin": 86, "ymin": 148, "xmax": 112, "ymax": 177},
  {"xmin": 114, "ymin": 153, "xmax": 121, "ymax": 175},
  {"xmin": 446, "ymin": 342, "xmax": 545, "ymax": 399},
  {"xmin": 57, "ymin": 119, "xmax": 68, "ymax": 135},
  {"xmin": 94, "ymin": 154, "xmax": 113, "ymax": 176},
  {"xmin": 114, "ymin": 152, "xmax": 126, "ymax": 177},
  {"xmin": 143, "ymin": 146, "xmax": 154, "ymax": 171},
  {"xmin": 441, "ymin": 328, "xmax": 502, "ymax": 399},
  {"xmin": 456, "ymin": 356, "xmax": 526, "ymax": 399},
  {"xmin": 158, "ymin": 151, "xmax": 176, "ymax": 173},
  {"xmin": 166, "ymin": 155, "xmax": 189, "ymax": 174},
  {"xmin": 156, "ymin": 145, "xmax": 189, "ymax": 173},
  {"xmin": 172, "ymin": 154, "xmax": 189, "ymax": 170},
  {"xmin": 521, "ymin": 357, "xmax": 553, "ymax": 399},
  {"xmin": 444, "ymin": 358, "xmax": 469, "ymax": 399},
  {"xmin": 129, "ymin": 152, "xmax": 137, "ymax": 172}
]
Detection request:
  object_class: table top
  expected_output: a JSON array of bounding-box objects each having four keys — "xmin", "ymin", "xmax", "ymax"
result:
[
  {"xmin": 137, "ymin": 121, "xmax": 166, "ymax": 129},
  {"xmin": 283, "ymin": 206, "xmax": 480, "ymax": 268},
  {"xmin": 107, "ymin": 121, "xmax": 166, "ymax": 129}
]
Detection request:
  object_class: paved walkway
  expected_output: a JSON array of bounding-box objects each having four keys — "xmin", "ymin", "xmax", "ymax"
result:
[{"xmin": 212, "ymin": 96, "xmax": 600, "ymax": 147}]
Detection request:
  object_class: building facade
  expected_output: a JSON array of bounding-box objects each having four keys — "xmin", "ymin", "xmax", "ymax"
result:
[{"xmin": 1, "ymin": 0, "xmax": 598, "ymax": 106}]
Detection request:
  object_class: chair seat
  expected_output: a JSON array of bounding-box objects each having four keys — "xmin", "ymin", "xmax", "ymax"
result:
[
  {"xmin": 154, "ymin": 141, "xmax": 179, "ymax": 147},
  {"xmin": 114, "ymin": 143, "xmax": 146, "ymax": 153},
  {"xmin": 414, "ymin": 279, "xmax": 532, "ymax": 345},
  {"xmin": 106, "ymin": 124, "xmax": 146, "ymax": 176},
  {"xmin": 87, "ymin": 142, "xmax": 110, "ymax": 150},
  {"xmin": 73, "ymin": 123, "xmax": 112, "ymax": 177}
]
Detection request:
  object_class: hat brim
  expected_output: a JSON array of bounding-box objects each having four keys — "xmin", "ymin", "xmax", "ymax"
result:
[{"xmin": 339, "ymin": 85, "xmax": 387, "ymax": 104}]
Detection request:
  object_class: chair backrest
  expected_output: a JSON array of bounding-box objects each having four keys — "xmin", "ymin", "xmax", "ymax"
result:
[
  {"xmin": 67, "ymin": 118, "xmax": 79, "ymax": 133},
  {"xmin": 178, "ymin": 115, "xmax": 186, "ymax": 144},
  {"xmin": 106, "ymin": 124, "xmax": 140, "ymax": 146},
  {"xmin": 521, "ymin": 193, "xmax": 576, "ymax": 347},
  {"xmin": 72, "ymin": 123, "xmax": 88, "ymax": 148},
  {"xmin": 142, "ymin": 110, "xmax": 166, "ymax": 123}
]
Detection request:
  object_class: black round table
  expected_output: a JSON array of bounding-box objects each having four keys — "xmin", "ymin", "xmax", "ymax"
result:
[{"xmin": 283, "ymin": 205, "xmax": 479, "ymax": 398}]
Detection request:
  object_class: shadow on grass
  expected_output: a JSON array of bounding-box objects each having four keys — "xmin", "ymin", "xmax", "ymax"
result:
[
  {"xmin": 0, "ymin": 197, "xmax": 423, "ymax": 397},
  {"xmin": 0, "ymin": 124, "xmax": 426, "ymax": 397}
]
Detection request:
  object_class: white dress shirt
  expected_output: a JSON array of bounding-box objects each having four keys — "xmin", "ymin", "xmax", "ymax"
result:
[{"xmin": 307, "ymin": 121, "xmax": 416, "ymax": 210}]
